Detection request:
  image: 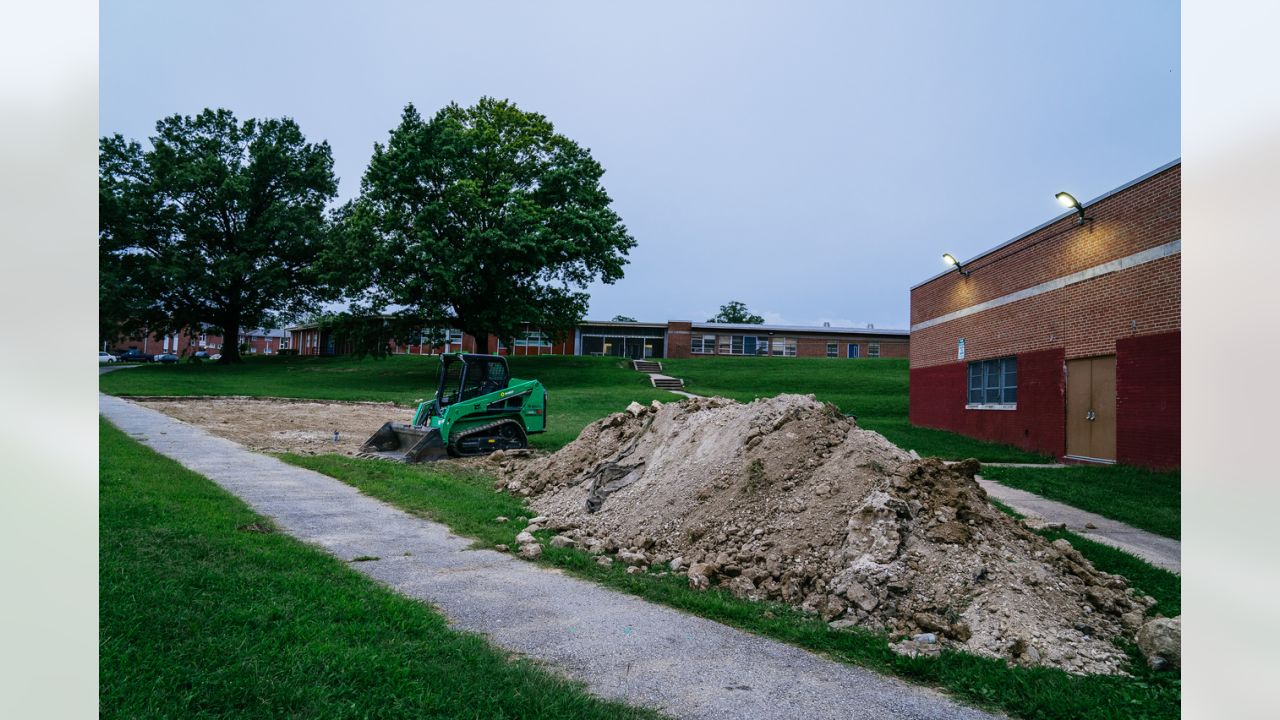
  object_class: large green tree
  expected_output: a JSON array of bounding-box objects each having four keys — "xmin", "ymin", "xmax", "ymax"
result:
[
  {"xmin": 332, "ymin": 98, "xmax": 635, "ymax": 353},
  {"xmin": 100, "ymin": 109, "xmax": 338, "ymax": 363},
  {"xmin": 707, "ymin": 301, "xmax": 765, "ymax": 324}
]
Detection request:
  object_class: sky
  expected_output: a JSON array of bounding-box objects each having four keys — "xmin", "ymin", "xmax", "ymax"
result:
[{"xmin": 100, "ymin": 1, "xmax": 1179, "ymax": 330}]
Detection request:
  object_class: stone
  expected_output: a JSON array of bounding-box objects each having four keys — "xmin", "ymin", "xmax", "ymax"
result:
[
  {"xmin": 549, "ymin": 535, "xmax": 575, "ymax": 549},
  {"xmin": 911, "ymin": 633, "xmax": 938, "ymax": 644},
  {"xmin": 524, "ymin": 524, "xmax": 543, "ymax": 534},
  {"xmin": 1120, "ymin": 611, "xmax": 1145, "ymax": 631},
  {"xmin": 617, "ymin": 550, "xmax": 648, "ymax": 566},
  {"xmin": 669, "ymin": 556, "xmax": 685, "ymax": 572},
  {"xmin": 528, "ymin": 515, "xmax": 549, "ymax": 525},
  {"xmin": 626, "ymin": 565, "xmax": 645, "ymax": 575},
  {"xmin": 1136, "ymin": 616, "xmax": 1181, "ymax": 670},
  {"xmin": 626, "ymin": 401, "xmax": 645, "ymax": 416},
  {"xmin": 518, "ymin": 543, "xmax": 543, "ymax": 560},
  {"xmin": 596, "ymin": 555, "xmax": 613, "ymax": 567},
  {"xmin": 843, "ymin": 581, "xmax": 879, "ymax": 612},
  {"xmin": 650, "ymin": 400, "xmax": 664, "ymax": 412},
  {"xmin": 515, "ymin": 531, "xmax": 536, "ymax": 545},
  {"xmin": 829, "ymin": 618, "xmax": 859, "ymax": 630},
  {"xmin": 495, "ymin": 516, "xmax": 509, "ymax": 523},
  {"xmin": 687, "ymin": 562, "xmax": 715, "ymax": 590},
  {"xmin": 494, "ymin": 544, "xmax": 509, "ymax": 552}
]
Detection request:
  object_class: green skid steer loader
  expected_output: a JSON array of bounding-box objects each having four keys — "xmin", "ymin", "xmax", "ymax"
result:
[{"xmin": 360, "ymin": 353, "xmax": 547, "ymax": 462}]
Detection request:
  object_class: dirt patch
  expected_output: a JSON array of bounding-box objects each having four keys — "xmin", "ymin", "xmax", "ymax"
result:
[
  {"xmin": 133, "ymin": 396, "xmax": 413, "ymax": 456},
  {"xmin": 491, "ymin": 394, "xmax": 1156, "ymax": 675}
]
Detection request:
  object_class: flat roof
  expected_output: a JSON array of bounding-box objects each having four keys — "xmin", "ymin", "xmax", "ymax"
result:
[
  {"xmin": 689, "ymin": 321, "xmax": 908, "ymax": 337},
  {"xmin": 910, "ymin": 158, "xmax": 1181, "ymax": 291}
]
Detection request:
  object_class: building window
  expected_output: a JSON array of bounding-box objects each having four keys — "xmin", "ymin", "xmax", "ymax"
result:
[
  {"xmin": 717, "ymin": 335, "xmax": 731, "ymax": 354},
  {"xmin": 731, "ymin": 335, "xmax": 744, "ymax": 355},
  {"xmin": 691, "ymin": 334, "xmax": 716, "ymax": 354},
  {"xmin": 770, "ymin": 337, "xmax": 797, "ymax": 357},
  {"xmin": 826, "ymin": 342, "xmax": 838, "ymax": 358},
  {"xmin": 967, "ymin": 357, "xmax": 1017, "ymax": 407},
  {"xmin": 868, "ymin": 342, "xmax": 880, "ymax": 358},
  {"xmin": 515, "ymin": 331, "xmax": 553, "ymax": 348}
]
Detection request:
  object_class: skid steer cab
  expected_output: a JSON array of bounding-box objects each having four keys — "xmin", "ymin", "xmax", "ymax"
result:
[{"xmin": 360, "ymin": 353, "xmax": 547, "ymax": 462}]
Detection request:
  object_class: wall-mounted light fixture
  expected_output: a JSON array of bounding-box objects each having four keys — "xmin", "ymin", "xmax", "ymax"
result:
[
  {"xmin": 942, "ymin": 252, "xmax": 970, "ymax": 277},
  {"xmin": 1055, "ymin": 191, "xmax": 1089, "ymax": 225}
]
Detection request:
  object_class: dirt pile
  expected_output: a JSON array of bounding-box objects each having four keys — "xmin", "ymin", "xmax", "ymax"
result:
[{"xmin": 493, "ymin": 394, "xmax": 1155, "ymax": 675}]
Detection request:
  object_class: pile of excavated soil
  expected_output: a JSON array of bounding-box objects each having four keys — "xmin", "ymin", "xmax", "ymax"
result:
[
  {"xmin": 492, "ymin": 394, "xmax": 1156, "ymax": 675},
  {"xmin": 133, "ymin": 397, "xmax": 412, "ymax": 456}
]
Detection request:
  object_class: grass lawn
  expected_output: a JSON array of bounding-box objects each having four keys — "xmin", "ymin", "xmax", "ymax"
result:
[
  {"xmin": 981, "ymin": 464, "xmax": 1181, "ymax": 540},
  {"xmin": 284, "ymin": 454, "xmax": 1180, "ymax": 720},
  {"xmin": 99, "ymin": 418, "xmax": 663, "ymax": 720},
  {"xmin": 99, "ymin": 354, "xmax": 677, "ymax": 451},
  {"xmin": 661, "ymin": 356, "xmax": 1051, "ymax": 462}
]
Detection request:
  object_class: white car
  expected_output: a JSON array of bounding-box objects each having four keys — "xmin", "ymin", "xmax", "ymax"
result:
[{"xmin": 99, "ymin": 351, "xmax": 118, "ymax": 364}]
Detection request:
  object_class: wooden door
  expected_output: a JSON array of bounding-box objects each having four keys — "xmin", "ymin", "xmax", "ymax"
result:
[{"xmin": 1065, "ymin": 355, "xmax": 1117, "ymax": 462}]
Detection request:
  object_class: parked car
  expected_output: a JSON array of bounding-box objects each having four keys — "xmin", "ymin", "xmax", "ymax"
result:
[
  {"xmin": 153, "ymin": 353, "xmax": 180, "ymax": 364},
  {"xmin": 193, "ymin": 350, "xmax": 211, "ymax": 360},
  {"xmin": 118, "ymin": 349, "xmax": 153, "ymax": 363},
  {"xmin": 98, "ymin": 351, "xmax": 118, "ymax": 364},
  {"xmin": 210, "ymin": 353, "xmax": 222, "ymax": 361}
]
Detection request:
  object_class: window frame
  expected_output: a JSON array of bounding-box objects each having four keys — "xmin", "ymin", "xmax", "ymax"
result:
[
  {"xmin": 868, "ymin": 342, "xmax": 881, "ymax": 358},
  {"xmin": 965, "ymin": 356, "xmax": 1018, "ymax": 410},
  {"xmin": 826, "ymin": 342, "xmax": 837, "ymax": 358}
]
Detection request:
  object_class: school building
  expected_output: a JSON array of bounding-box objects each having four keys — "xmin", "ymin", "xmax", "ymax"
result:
[{"xmin": 908, "ymin": 159, "xmax": 1180, "ymax": 469}]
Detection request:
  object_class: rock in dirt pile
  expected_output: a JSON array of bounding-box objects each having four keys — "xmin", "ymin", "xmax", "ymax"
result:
[{"xmin": 493, "ymin": 394, "xmax": 1158, "ymax": 675}]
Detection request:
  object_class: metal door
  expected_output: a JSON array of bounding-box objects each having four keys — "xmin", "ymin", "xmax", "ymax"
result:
[{"xmin": 1065, "ymin": 355, "xmax": 1117, "ymax": 462}]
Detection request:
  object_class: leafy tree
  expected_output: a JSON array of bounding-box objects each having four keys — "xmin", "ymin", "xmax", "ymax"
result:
[
  {"xmin": 99, "ymin": 109, "xmax": 338, "ymax": 363},
  {"xmin": 707, "ymin": 301, "xmax": 765, "ymax": 324},
  {"xmin": 611, "ymin": 315, "xmax": 637, "ymax": 322},
  {"xmin": 331, "ymin": 98, "xmax": 635, "ymax": 353}
]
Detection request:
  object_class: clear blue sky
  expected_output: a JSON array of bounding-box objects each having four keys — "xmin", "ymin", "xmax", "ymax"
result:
[{"xmin": 100, "ymin": 1, "xmax": 1179, "ymax": 329}]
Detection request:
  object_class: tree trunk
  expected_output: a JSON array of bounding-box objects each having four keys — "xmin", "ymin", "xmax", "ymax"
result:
[
  {"xmin": 218, "ymin": 315, "xmax": 244, "ymax": 364},
  {"xmin": 472, "ymin": 331, "xmax": 490, "ymax": 355}
]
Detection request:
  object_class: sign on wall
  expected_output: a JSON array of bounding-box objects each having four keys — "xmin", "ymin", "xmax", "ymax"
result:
[{"xmin": 958, "ymin": 338, "xmax": 966, "ymax": 360}]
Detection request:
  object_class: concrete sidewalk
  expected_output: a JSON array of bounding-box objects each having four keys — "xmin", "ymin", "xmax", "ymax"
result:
[
  {"xmin": 977, "ymin": 477, "xmax": 1181, "ymax": 573},
  {"xmin": 100, "ymin": 394, "xmax": 992, "ymax": 720}
]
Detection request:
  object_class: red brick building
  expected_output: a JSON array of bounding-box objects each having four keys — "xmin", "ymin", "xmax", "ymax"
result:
[
  {"xmin": 286, "ymin": 318, "xmax": 907, "ymax": 361},
  {"xmin": 110, "ymin": 327, "xmax": 288, "ymax": 357},
  {"xmin": 908, "ymin": 160, "xmax": 1180, "ymax": 468}
]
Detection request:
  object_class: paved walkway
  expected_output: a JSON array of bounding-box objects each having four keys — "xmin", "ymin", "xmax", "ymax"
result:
[
  {"xmin": 976, "ymin": 477, "xmax": 1181, "ymax": 573},
  {"xmin": 100, "ymin": 394, "xmax": 992, "ymax": 720}
]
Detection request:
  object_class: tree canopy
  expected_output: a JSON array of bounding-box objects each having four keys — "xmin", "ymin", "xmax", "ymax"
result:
[
  {"xmin": 330, "ymin": 98, "xmax": 635, "ymax": 353},
  {"xmin": 707, "ymin": 301, "xmax": 765, "ymax": 324},
  {"xmin": 100, "ymin": 109, "xmax": 338, "ymax": 362},
  {"xmin": 610, "ymin": 315, "xmax": 637, "ymax": 322}
]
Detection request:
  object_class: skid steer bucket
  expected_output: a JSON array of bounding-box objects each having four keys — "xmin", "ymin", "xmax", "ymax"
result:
[{"xmin": 358, "ymin": 422, "xmax": 448, "ymax": 463}]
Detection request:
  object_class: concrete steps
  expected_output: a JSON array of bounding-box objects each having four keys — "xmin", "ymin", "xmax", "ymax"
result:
[
  {"xmin": 632, "ymin": 359, "xmax": 662, "ymax": 373},
  {"xmin": 649, "ymin": 374, "xmax": 685, "ymax": 389}
]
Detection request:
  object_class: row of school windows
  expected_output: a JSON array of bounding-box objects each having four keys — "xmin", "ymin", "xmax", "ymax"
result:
[
  {"xmin": 690, "ymin": 334, "xmax": 880, "ymax": 358},
  {"xmin": 411, "ymin": 330, "xmax": 555, "ymax": 349}
]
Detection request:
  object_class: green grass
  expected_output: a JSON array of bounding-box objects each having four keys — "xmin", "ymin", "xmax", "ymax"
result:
[
  {"xmin": 99, "ymin": 354, "xmax": 677, "ymax": 450},
  {"xmin": 284, "ymin": 454, "xmax": 1180, "ymax": 720},
  {"xmin": 99, "ymin": 418, "xmax": 663, "ymax": 720},
  {"xmin": 982, "ymin": 464, "xmax": 1181, "ymax": 540},
  {"xmin": 987, "ymin": 501, "xmax": 1180, "ymax": 617},
  {"xmin": 661, "ymin": 356, "xmax": 1051, "ymax": 462}
]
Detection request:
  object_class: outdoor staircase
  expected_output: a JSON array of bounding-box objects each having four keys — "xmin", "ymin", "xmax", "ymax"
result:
[
  {"xmin": 649, "ymin": 374, "xmax": 685, "ymax": 390},
  {"xmin": 632, "ymin": 359, "xmax": 662, "ymax": 373}
]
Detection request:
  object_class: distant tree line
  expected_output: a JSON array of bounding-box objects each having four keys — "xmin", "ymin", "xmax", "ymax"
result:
[{"xmin": 100, "ymin": 98, "xmax": 636, "ymax": 362}]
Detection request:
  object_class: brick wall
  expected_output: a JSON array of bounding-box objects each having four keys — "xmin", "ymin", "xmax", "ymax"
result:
[
  {"xmin": 908, "ymin": 161, "xmax": 1180, "ymax": 468},
  {"xmin": 911, "ymin": 163, "xmax": 1180, "ymax": 331},
  {"xmin": 909, "ymin": 347, "xmax": 1067, "ymax": 457},
  {"xmin": 911, "ymin": 254, "xmax": 1180, "ymax": 368},
  {"xmin": 1116, "ymin": 331, "xmax": 1180, "ymax": 469},
  {"xmin": 667, "ymin": 321, "xmax": 692, "ymax": 358}
]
